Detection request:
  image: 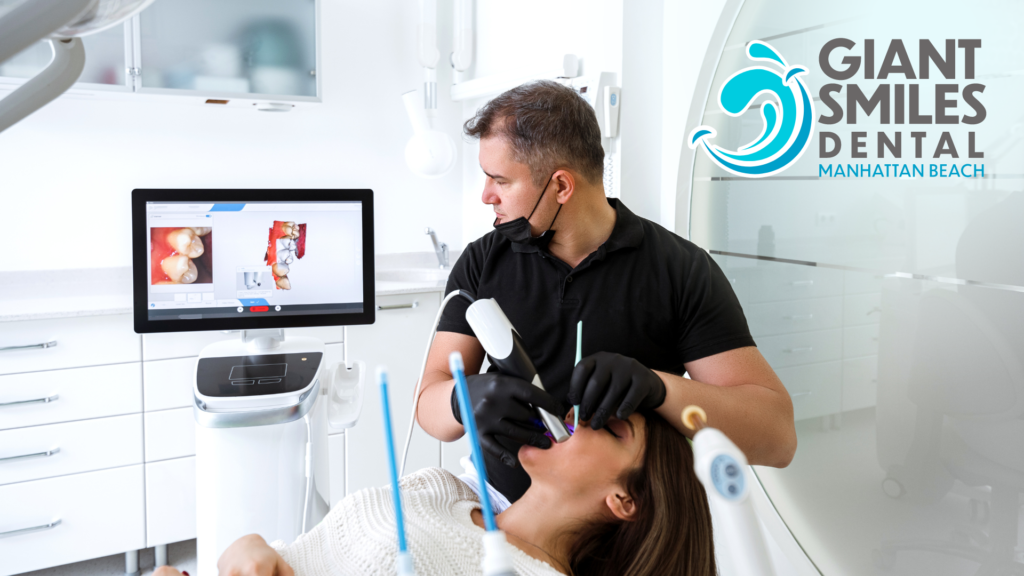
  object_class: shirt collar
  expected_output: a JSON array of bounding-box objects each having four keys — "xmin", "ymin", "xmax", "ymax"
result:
[{"xmin": 510, "ymin": 197, "xmax": 645, "ymax": 255}]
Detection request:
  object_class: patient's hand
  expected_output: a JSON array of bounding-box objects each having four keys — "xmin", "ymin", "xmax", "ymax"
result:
[{"xmin": 218, "ymin": 534, "xmax": 295, "ymax": 576}]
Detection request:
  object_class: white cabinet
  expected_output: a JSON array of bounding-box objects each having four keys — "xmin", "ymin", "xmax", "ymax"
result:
[
  {"xmin": 0, "ymin": 314, "xmax": 139, "ymax": 375},
  {"xmin": 345, "ymin": 292, "xmax": 443, "ymax": 496},
  {"xmin": 146, "ymin": 457, "xmax": 197, "ymax": 548},
  {"xmin": 138, "ymin": 0, "xmax": 318, "ymax": 99},
  {"xmin": 0, "ymin": 414, "xmax": 143, "ymax": 485},
  {"xmin": 0, "ymin": 1, "xmax": 320, "ymax": 102},
  {"xmin": 0, "ymin": 466, "xmax": 146, "ymax": 576},
  {"xmin": 0, "ymin": 363, "xmax": 142, "ymax": 430}
]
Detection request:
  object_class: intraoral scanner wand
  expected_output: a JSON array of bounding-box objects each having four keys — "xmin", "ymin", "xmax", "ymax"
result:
[
  {"xmin": 465, "ymin": 298, "xmax": 571, "ymax": 443},
  {"xmin": 380, "ymin": 368, "xmax": 417, "ymax": 576},
  {"xmin": 450, "ymin": 352, "xmax": 516, "ymax": 576}
]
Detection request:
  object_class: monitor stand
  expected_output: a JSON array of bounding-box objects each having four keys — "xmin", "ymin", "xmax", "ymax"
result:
[{"xmin": 241, "ymin": 328, "xmax": 287, "ymax": 352}]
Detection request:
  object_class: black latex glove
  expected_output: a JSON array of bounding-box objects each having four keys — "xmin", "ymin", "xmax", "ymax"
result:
[
  {"xmin": 568, "ymin": 352, "xmax": 667, "ymax": 430},
  {"xmin": 451, "ymin": 372, "xmax": 565, "ymax": 468}
]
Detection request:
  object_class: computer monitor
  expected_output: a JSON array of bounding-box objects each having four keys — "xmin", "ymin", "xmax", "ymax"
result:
[{"xmin": 132, "ymin": 189, "xmax": 374, "ymax": 333}]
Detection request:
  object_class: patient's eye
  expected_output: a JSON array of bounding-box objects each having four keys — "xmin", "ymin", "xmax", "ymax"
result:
[{"xmin": 603, "ymin": 425, "xmax": 620, "ymax": 439}]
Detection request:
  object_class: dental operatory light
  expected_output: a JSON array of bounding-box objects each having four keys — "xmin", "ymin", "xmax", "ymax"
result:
[
  {"xmin": 403, "ymin": 89, "xmax": 457, "ymax": 178},
  {"xmin": 401, "ymin": 0, "xmax": 470, "ymax": 179},
  {"xmin": 0, "ymin": 0, "xmax": 155, "ymax": 134}
]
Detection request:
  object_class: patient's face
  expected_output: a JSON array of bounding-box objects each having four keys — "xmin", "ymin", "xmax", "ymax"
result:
[{"xmin": 519, "ymin": 410, "xmax": 646, "ymax": 502}]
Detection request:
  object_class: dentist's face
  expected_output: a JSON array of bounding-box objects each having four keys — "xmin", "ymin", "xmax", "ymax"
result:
[{"xmin": 478, "ymin": 135, "xmax": 545, "ymax": 229}]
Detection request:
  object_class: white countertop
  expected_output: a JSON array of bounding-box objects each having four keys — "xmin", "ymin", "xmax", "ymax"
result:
[{"xmin": 0, "ymin": 252, "xmax": 454, "ymax": 323}]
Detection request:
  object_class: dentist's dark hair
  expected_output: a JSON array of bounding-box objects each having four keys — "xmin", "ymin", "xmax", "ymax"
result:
[
  {"xmin": 563, "ymin": 410, "xmax": 716, "ymax": 576},
  {"xmin": 463, "ymin": 80, "xmax": 605, "ymax": 187}
]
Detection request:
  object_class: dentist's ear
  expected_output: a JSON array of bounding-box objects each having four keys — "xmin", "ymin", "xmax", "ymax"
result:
[
  {"xmin": 553, "ymin": 169, "xmax": 577, "ymax": 205},
  {"xmin": 605, "ymin": 490, "xmax": 638, "ymax": 522}
]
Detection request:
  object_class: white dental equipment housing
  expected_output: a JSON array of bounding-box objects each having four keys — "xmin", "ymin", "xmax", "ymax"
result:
[
  {"xmin": 132, "ymin": 190, "xmax": 375, "ymax": 575},
  {"xmin": 692, "ymin": 425, "xmax": 776, "ymax": 576}
]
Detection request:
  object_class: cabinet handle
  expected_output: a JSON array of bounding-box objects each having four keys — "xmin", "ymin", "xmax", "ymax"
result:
[
  {"xmin": 377, "ymin": 301, "xmax": 419, "ymax": 311},
  {"xmin": 785, "ymin": 314, "xmax": 814, "ymax": 320},
  {"xmin": 0, "ymin": 519, "xmax": 62, "ymax": 538},
  {"xmin": 0, "ymin": 447, "xmax": 60, "ymax": 463},
  {"xmin": 0, "ymin": 340, "xmax": 58, "ymax": 353},
  {"xmin": 791, "ymin": 391, "xmax": 812, "ymax": 398},
  {"xmin": 783, "ymin": 347, "xmax": 813, "ymax": 353},
  {"xmin": 790, "ymin": 280, "xmax": 814, "ymax": 286},
  {"xmin": 0, "ymin": 394, "xmax": 59, "ymax": 408}
]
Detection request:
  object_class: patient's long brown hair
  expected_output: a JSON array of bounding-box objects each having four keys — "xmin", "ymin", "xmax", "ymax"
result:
[{"xmin": 564, "ymin": 410, "xmax": 715, "ymax": 576}]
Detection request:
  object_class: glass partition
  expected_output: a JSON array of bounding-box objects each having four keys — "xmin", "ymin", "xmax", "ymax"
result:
[
  {"xmin": 688, "ymin": 0, "xmax": 1024, "ymax": 574},
  {"xmin": 139, "ymin": 0, "xmax": 317, "ymax": 97}
]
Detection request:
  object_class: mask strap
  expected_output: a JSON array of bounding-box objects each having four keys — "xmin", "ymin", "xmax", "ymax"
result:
[{"xmin": 526, "ymin": 173, "xmax": 556, "ymax": 221}]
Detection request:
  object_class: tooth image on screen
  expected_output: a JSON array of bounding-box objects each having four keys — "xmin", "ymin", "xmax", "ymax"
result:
[
  {"xmin": 264, "ymin": 221, "xmax": 305, "ymax": 290},
  {"xmin": 151, "ymin": 227, "xmax": 213, "ymax": 285}
]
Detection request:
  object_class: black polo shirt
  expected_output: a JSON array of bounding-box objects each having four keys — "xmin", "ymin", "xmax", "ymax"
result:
[{"xmin": 438, "ymin": 198, "xmax": 755, "ymax": 502}]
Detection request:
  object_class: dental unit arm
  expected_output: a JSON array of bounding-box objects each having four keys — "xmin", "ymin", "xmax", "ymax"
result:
[{"xmin": 683, "ymin": 405, "xmax": 776, "ymax": 576}]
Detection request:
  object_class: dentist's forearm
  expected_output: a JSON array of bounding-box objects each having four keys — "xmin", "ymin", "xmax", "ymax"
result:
[{"xmin": 653, "ymin": 371, "xmax": 797, "ymax": 468}]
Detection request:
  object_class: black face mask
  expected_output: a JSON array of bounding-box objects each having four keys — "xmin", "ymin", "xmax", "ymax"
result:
[{"xmin": 493, "ymin": 173, "xmax": 562, "ymax": 248}]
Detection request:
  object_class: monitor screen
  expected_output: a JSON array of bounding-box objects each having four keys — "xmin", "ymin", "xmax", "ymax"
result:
[{"xmin": 132, "ymin": 190, "xmax": 374, "ymax": 333}]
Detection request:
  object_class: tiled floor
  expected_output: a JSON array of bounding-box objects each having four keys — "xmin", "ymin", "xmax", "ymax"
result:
[{"xmin": 18, "ymin": 540, "xmax": 197, "ymax": 576}]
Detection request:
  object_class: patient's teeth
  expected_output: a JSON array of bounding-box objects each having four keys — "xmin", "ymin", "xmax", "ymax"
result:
[
  {"xmin": 162, "ymin": 255, "xmax": 198, "ymax": 284},
  {"xmin": 190, "ymin": 227, "xmax": 212, "ymax": 237},
  {"xmin": 272, "ymin": 263, "xmax": 289, "ymax": 277},
  {"xmin": 276, "ymin": 276, "xmax": 291, "ymax": 290},
  {"xmin": 167, "ymin": 228, "xmax": 205, "ymax": 258},
  {"xmin": 277, "ymin": 250, "xmax": 294, "ymax": 265}
]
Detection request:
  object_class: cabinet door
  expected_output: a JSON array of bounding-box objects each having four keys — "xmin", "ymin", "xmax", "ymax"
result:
[
  {"xmin": 0, "ymin": 24, "xmax": 128, "ymax": 87},
  {"xmin": 345, "ymin": 293, "xmax": 442, "ymax": 495},
  {"xmin": 138, "ymin": 0, "xmax": 317, "ymax": 98},
  {"xmin": 146, "ymin": 457, "xmax": 197, "ymax": 547}
]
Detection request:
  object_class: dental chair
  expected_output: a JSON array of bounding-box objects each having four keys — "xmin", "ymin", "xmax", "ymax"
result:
[{"xmin": 874, "ymin": 288, "xmax": 1024, "ymax": 574}]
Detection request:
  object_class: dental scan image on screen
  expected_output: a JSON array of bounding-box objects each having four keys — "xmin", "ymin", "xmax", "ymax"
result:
[{"xmin": 146, "ymin": 201, "xmax": 363, "ymax": 321}]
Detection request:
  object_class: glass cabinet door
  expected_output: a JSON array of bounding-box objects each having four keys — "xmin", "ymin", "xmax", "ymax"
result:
[
  {"xmin": 0, "ymin": 25, "xmax": 128, "ymax": 87},
  {"xmin": 138, "ymin": 0, "xmax": 317, "ymax": 98}
]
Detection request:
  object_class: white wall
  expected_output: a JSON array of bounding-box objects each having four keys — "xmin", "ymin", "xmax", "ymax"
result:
[
  {"xmin": 458, "ymin": 0, "xmax": 624, "ymax": 245},
  {"xmin": 2, "ymin": 0, "xmax": 465, "ymax": 272}
]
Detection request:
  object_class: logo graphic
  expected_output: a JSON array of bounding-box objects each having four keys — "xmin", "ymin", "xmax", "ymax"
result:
[{"xmin": 689, "ymin": 41, "xmax": 814, "ymax": 178}]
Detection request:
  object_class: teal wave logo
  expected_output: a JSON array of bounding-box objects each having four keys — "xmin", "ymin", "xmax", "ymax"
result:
[{"xmin": 689, "ymin": 41, "xmax": 814, "ymax": 178}]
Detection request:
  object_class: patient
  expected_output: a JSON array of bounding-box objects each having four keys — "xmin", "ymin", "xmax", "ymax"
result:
[{"xmin": 156, "ymin": 410, "xmax": 714, "ymax": 576}]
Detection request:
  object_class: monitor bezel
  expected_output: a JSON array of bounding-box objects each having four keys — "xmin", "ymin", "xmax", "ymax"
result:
[{"xmin": 132, "ymin": 189, "xmax": 375, "ymax": 334}]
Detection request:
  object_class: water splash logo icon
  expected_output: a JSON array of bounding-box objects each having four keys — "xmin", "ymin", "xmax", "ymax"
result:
[{"xmin": 689, "ymin": 41, "xmax": 814, "ymax": 178}]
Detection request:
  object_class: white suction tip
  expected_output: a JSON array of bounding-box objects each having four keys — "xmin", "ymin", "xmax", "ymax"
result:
[{"xmin": 448, "ymin": 351, "xmax": 464, "ymax": 374}]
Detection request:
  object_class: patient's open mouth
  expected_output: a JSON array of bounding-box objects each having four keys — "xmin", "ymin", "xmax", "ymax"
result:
[{"xmin": 151, "ymin": 227, "xmax": 213, "ymax": 284}]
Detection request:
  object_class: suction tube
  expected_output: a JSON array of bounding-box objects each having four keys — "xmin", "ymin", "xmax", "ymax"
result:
[
  {"xmin": 450, "ymin": 352, "xmax": 516, "ymax": 576},
  {"xmin": 380, "ymin": 368, "xmax": 417, "ymax": 576},
  {"xmin": 400, "ymin": 289, "xmax": 474, "ymax": 475}
]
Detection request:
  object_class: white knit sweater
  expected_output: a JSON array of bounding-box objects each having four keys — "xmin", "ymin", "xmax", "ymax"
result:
[{"xmin": 273, "ymin": 467, "xmax": 564, "ymax": 576}]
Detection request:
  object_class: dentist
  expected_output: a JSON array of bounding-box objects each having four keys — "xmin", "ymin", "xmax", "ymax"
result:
[{"xmin": 416, "ymin": 80, "xmax": 796, "ymax": 504}]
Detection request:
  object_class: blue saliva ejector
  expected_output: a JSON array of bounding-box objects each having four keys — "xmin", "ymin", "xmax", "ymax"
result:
[
  {"xmin": 450, "ymin": 351, "xmax": 517, "ymax": 576},
  {"xmin": 379, "ymin": 367, "xmax": 417, "ymax": 576}
]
